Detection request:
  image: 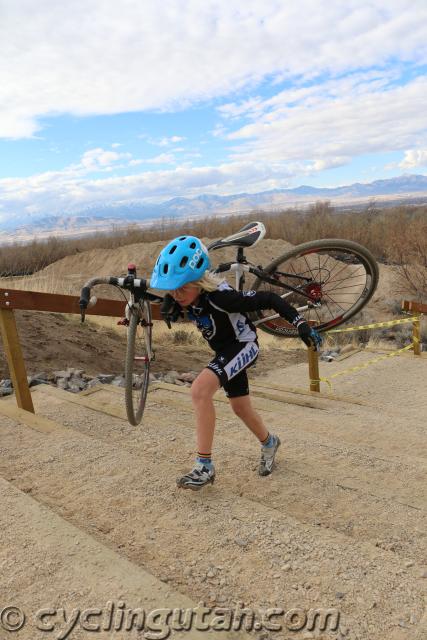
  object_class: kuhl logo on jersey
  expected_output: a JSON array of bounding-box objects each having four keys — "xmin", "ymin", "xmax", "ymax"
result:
[{"xmin": 228, "ymin": 344, "xmax": 258, "ymax": 377}]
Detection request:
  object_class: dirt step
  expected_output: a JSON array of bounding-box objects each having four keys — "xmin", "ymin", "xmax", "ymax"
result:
[
  {"xmin": 14, "ymin": 385, "xmax": 427, "ymax": 566},
  {"xmin": 262, "ymin": 350, "xmax": 427, "ymax": 425},
  {"xmin": 0, "ymin": 412, "xmax": 425, "ymax": 640},
  {"xmin": 152, "ymin": 381, "xmax": 427, "ymax": 461},
  {"xmin": 0, "ymin": 476, "xmax": 253, "ymax": 640},
  {"xmin": 29, "ymin": 383, "xmax": 427, "ymax": 508}
]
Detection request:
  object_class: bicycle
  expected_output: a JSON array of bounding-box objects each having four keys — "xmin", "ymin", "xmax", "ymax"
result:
[
  {"xmin": 79, "ymin": 221, "xmax": 378, "ymax": 425},
  {"xmin": 80, "ymin": 265, "xmax": 163, "ymax": 426},
  {"xmin": 209, "ymin": 221, "xmax": 379, "ymax": 336}
]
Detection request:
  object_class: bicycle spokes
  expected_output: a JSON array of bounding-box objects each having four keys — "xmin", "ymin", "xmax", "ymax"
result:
[{"xmin": 254, "ymin": 242, "xmax": 377, "ymax": 335}]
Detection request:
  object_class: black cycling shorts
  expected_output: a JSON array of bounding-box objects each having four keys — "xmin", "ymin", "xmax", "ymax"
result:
[{"xmin": 206, "ymin": 341, "xmax": 259, "ymax": 398}]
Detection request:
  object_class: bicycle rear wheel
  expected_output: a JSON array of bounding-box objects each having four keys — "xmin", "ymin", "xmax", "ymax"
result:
[
  {"xmin": 252, "ymin": 239, "xmax": 379, "ymax": 337},
  {"xmin": 125, "ymin": 301, "xmax": 152, "ymax": 425}
]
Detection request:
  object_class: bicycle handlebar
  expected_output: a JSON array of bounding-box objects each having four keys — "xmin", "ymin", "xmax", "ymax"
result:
[{"xmin": 79, "ymin": 273, "xmax": 153, "ymax": 322}]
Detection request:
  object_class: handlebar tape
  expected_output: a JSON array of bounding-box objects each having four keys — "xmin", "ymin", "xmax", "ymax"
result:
[{"xmin": 79, "ymin": 286, "xmax": 91, "ymax": 309}]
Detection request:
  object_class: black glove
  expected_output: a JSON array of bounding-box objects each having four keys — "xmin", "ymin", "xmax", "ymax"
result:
[
  {"xmin": 297, "ymin": 321, "xmax": 323, "ymax": 351},
  {"xmin": 161, "ymin": 294, "xmax": 184, "ymax": 328}
]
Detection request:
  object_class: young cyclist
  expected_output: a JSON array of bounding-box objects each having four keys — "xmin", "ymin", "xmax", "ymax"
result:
[{"xmin": 150, "ymin": 235, "xmax": 322, "ymax": 491}]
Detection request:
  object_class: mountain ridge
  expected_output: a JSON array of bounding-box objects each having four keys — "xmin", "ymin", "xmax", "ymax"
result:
[{"xmin": 1, "ymin": 173, "xmax": 426, "ymax": 239}]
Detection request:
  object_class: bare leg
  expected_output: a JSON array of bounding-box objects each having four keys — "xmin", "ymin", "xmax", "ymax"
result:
[
  {"xmin": 228, "ymin": 394, "xmax": 269, "ymax": 442},
  {"xmin": 191, "ymin": 368, "xmax": 220, "ymax": 455}
]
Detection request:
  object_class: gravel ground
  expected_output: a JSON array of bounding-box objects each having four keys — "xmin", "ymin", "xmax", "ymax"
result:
[{"xmin": 0, "ymin": 350, "xmax": 426, "ymax": 640}]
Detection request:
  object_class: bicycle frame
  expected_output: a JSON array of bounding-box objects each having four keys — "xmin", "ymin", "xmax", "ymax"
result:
[{"xmin": 212, "ymin": 247, "xmax": 321, "ymax": 326}]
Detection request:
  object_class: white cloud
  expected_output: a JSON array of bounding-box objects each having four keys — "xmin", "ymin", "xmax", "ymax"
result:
[
  {"xmin": 1, "ymin": 1, "xmax": 426, "ymax": 138},
  {"xmin": 222, "ymin": 75, "xmax": 427, "ymax": 168},
  {"xmin": 79, "ymin": 148, "xmax": 132, "ymax": 171},
  {"xmin": 157, "ymin": 136, "xmax": 186, "ymax": 147},
  {"xmin": 399, "ymin": 149, "xmax": 427, "ymax": 168},
  {"xmin": 0, "ymin": 158, "xmax": 294, "ymax": 219}
]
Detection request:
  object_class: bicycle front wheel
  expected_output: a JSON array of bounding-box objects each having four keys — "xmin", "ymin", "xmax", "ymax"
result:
[
  {"xmin": 252, "ymin": 239, "xmax": 379, "ymax": 337},
  {"xmin": 125, "ymin": 301, "xmax": 153, "ymax": 425}
]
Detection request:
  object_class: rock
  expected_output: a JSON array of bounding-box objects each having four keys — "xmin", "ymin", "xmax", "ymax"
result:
[
  {"xmin": 177, "ymin": 371, "xmax": 198, "ymax": 383},
  {"xmin": 32, "ymin": 371, "xmax": 48, "ymax": 382},
  {"xmin": 57, "ymin": 378, "xmax": 69, "ymax": 390},
  {"xmin": 98, "ymin": 374, "xmax": 115, "ymax": 384},
  {"xmin": 281, "ymin": 563, "xmax": 292, "ymax": 572},
  {"xmin": 86, "ymin": 378, "xmax": 101, "ymax": 389},
  {"xmin": 320, "ymin": 349, "xmax": 340, "ymax": 362},
  {"xmin": 28, "ymin": 376, "xmax": 48, "ymax": 388},
  {"xmin": 68, "ymin": 383, "xmax": 83, "ymax": 394},
  {"xmin": 206, "ymin": 568, "xmax": 217, "ymax": 578},
  {"xmin": 53, "ymin": 370, "xmax": 73, "ymax": 381},
  {"xmin": 405, "ymin": 561, "xmax": 414, "ymax": 568},
  {"xmin": 163, "ymin": 371, "xmax": 179, "ymax": 384},
  {"xmin": 112, "ymin": 376, "xmax": 126, "ymax": 387},
  {"xmin": 0, "ymin": 387, "xmax": 13, "ymax": 397},
  {"xmin": 0, "ymin": 379, "xmax": 13, "ymax": 388},
  {"xmin": 335, "ymin": 592, "xmax": 346, "ymax": 599},
  {"xmin": 70, "ymin": 375, "xmax": 86, "ymax": 390}
]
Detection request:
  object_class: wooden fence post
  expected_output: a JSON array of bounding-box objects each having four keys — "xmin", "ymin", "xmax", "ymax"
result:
[
  {"xmin": 0, "ymin": 308, "xmax": 34, "ymax": 413},
  {"xmin": 413, "ymin": 314, "xmax": 421, "ymax": 356},
  {"xmin": 308, "ymin": 347, "xmax": 320, "ymax": 392}
]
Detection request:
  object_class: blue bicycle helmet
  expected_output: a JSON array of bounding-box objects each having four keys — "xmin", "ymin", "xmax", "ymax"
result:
[{"xmin": 150, "ymin": 236, "xmax": 210, "ymax": 290}]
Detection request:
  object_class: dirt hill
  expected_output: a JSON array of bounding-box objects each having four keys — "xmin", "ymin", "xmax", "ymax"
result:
[{"xmin": 0, "ymin": 237, "xmax": 405, "ymax": 381}]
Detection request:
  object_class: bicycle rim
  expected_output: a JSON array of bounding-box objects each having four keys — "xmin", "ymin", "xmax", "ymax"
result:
[
  {"xmin": 253, "ymin": 239, "xmax": 379, "ymax": 337},
  {"xmin": 125, "ymin": 301, "xmax": 152, "ymax": 425}
]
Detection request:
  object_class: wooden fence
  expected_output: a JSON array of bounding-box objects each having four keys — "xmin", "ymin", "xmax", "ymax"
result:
[
  {"xmin": 0, "ymin": 287, "xmax": 424, "ymax": 412},
  {"xmin": 0, "ymin": 288, "xmax": 161, "ymax": 413}
]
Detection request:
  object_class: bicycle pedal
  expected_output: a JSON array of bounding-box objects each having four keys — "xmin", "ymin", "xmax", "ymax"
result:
[{"xmin": 117, "ymin": 318, "xmax": 129, "ymax": 326}]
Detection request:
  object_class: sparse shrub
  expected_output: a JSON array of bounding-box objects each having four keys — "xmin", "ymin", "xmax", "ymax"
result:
[
  {"xmin": 2, "ymin": 203, "xmax": 427, "ymax": 277},
  {"xmin": 171, "ymin": 329, "xmax": 193, "ymax": 345}
]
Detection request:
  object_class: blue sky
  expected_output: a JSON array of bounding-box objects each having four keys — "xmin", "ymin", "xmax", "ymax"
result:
[{"xmin": 1, "ymin": 1, "xmax": 427, "ymax": 222}]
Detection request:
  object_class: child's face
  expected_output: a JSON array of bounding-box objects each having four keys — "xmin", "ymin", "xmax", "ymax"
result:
[{"xmin": 168, "ymin": 283, "xmax": 201, "ymax": 306}]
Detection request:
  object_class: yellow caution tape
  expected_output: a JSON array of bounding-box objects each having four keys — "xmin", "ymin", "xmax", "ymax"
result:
[
  {"xmin": 311, "ymin": 343, "xmax": 415, "ymax": 392},
  {"xmin": 327, "ymin": 315, "xmax": 420, "ymax": 334}
]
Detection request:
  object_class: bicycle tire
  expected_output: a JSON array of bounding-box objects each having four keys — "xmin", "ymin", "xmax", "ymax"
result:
[
  {"xmin": 125, "ymin": 301, "xmax": 152, "ymax": 425},
  {"xmin": 252, "ymin": 239, "xmax": 379, "ymax": 337}
]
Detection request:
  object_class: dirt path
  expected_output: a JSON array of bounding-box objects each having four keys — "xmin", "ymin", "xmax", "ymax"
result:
[{"xmin": 0, "ymin": 351, "xmax": 426, "ymax": 640}]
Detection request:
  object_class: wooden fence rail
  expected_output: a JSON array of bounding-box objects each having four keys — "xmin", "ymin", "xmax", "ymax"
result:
[
  {"xmin": 0, "ymin": 288, "xmax": 424, "ymax": 410},
  {"xmin": 0, "ymin": 287, "xmax": 161, "ymax": 413}
]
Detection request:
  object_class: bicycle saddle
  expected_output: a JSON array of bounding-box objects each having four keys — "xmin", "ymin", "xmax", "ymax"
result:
[{"xmin": 207, "ymin": 221, "xmax": 266, "ymax": 251}]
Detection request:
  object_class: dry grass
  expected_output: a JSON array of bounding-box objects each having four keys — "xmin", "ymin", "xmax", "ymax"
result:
[{"xmin": 2, "ymin": 203, "xmax": 426, "ymax": 283}]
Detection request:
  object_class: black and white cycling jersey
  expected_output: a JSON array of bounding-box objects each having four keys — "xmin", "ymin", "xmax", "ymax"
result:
[{"xmin": 186, "ymin": 281, "xmax": 303, "ymax": 352}]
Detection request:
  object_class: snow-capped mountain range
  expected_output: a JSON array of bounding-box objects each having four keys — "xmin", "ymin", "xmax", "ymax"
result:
[{"xmin": 1, "ymin": 174, "xmax": 427, "ymax": 241}]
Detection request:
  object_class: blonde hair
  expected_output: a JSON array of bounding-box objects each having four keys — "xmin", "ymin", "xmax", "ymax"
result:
[{"xmin": 194, "ymin": 269, "xmax": 225, "ymax": 292}]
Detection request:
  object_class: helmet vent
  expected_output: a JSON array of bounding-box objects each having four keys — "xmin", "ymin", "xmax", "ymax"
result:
[
  {"xmin": 180, "ymin": 256, "xmax": 188, "ymax": 268},
  {"xmin": 189, "ymin": 241, "xmax": 196, "ymax": 249},
  {"xmin": 179, "ymin": 236, "xmax": 186, "ymax": 241},
  {"xmin": 163, "ymin": 264, "xmax": 169, "ymax": 274},
  {"xmin": 169, "ymin": 245, "xmax": 177, "ymax": 254},
  {"xmin": 196, "ymin": 257, "xmax": 204, "ymax": 269}
]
